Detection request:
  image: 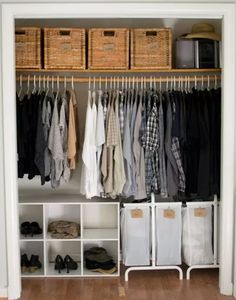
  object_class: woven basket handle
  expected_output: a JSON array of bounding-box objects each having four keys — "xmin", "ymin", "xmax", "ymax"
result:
[
  {"xmin": 59, "ymin": 30, "xmax": 71, "ymax": 36},
  {"xmin": 146, "ymin": 31, "xmax": 157, "ymax": 36},
  {"xmin": 15, "ymin": 30, "xmax": 26, "ymax": 35},
  {"xmin": 103, "ymin": 30, "xmax": 115, "ymax": 37}
]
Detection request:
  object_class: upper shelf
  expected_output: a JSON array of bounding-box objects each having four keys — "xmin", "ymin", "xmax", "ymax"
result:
[{"xmin": 16, "ymin": 68, "xmax": 222, "ymax": 73}]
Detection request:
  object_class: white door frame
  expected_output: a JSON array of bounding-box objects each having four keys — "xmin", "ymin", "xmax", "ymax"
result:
[{"xmin": 1, "ymin": 2, "xmax": 236, "ymax": 299}]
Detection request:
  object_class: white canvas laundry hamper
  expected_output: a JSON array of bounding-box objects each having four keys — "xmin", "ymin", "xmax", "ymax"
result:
[
  {"xmin": 182, "ymin": 203, "xmax": 214, "ymax": 266},
  {"xmin": 121, "ymin": 206, "xmax": 150, "ymax": 266},
  {"xmin": 156, "ymin": 203, "xmax": 182, "ymax": 266}
]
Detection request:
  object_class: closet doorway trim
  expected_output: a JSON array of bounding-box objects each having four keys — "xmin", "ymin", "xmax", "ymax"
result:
[{"xmin": 1, "ymin": 2, "xmax": 235, "ymax": 299}]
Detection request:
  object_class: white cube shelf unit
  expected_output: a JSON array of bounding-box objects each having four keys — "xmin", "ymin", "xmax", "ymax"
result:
[{"xmin": 19, "ymin": 196, "xmax": 120, "ymax": 277}]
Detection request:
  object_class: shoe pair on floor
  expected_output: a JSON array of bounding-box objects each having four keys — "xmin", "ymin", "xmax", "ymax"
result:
[
  {"xmin": 20, "ymin": 222, "xmax": 42, "ymax": 237},
  {"xmin": 21, "ymin": 254, "xmax": 42, "ymax": 273},
  {"xmin": 55, "ymin": 255, "xmax": 78, "ymax": 274}
]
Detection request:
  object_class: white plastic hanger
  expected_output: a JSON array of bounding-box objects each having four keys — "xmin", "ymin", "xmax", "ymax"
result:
[
  {"xmin": 166, "ymin": 76, "xmax": 169, "ymax": 91},
  {"xmin": 38, "ymin": 75, "xmax": 41, "ymax": 95},
  {"xmin": 64, "ymin": 76, "xmax": 67, "ymax": 92},
  {"xmin": 99, "ymin": 76, "xmax": 101, "ymax": 90},
  {"xmin": 18, "ymin": 75, "xmax": 23, "ymax": 98},
  {"xmin": 71, "ymin": 75, "xmax": 74, "ymax": 91},
  {"xmin": 89, "ymin": 76, "xmax": 91, "ymax": 90},
  {"xmin": 54, "ymin": 76, "xmax": 59, "ymax": 101},
  {"xmin": 194, "ymin": 75, "xmax": 197, "ymax": 89},
  {"xmin": 26, "ymin": 75, "xmax": 30, "ymax": 96},
  {"xmin": 45, "ymin": 76, "xmax": 50, "ymax": 97}
]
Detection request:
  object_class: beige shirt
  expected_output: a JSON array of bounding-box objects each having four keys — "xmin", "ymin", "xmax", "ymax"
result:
[
  {"xmin": 68, "ymin": 90, "xmax": 78, "ymax": 170},
  {"xmin": 102, "ymin": 91, "xmax": 119, "ymax": 194},
  {"xmin": 112, "ymin": 92, "xmax": 126, "ymax": 196}
]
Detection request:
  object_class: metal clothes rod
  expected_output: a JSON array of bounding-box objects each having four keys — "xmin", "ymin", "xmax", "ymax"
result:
[{"xmin": 16, "ymin": 75, "xmax": 221, "ymax": 83}]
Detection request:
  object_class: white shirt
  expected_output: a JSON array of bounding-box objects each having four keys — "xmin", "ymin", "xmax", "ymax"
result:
[
  {"xmin": 96, "ymin": 90, "xmax": 105, "ymax": 196},
  {"xmin": 80, "ymin": 90, "xmax": 98, "ymax": 199}
]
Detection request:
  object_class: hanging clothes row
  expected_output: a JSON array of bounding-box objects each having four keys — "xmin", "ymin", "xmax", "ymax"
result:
[
  {"xmin": 80, "ymin": 76, "xmax": 221, "ymax": 200},
  {"xmin": 16, "ymin": 79, "xmax": 79, "ymax": 188}
]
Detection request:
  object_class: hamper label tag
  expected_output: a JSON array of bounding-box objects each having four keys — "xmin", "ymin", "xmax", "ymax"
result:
[
  {"xmin": 103, "ymin": 43, "xmax": 115, "ymax": 51},
  {"xmin": 131, "ymin": 209, "xmax": 143, "ymax": 218},
  {"xmin": 164, "ymin": 209, "xmax": 175, "ymax": 219},
  {"xmin": 194, "ymin": 208, "xmax": 207, "ymax": 217}
]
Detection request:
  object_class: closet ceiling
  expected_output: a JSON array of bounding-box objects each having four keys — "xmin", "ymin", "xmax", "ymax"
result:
[{"xmin": 1, "ymin": 0, "xmax": 235, "ymax": 3}]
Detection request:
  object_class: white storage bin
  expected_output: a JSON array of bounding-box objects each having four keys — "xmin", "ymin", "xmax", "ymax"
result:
[
  {"xmin": 156, "ymin": 203, "xmax": 182, "ymax": 265},
  {"xmin": 121, "ymin": 206, "xmax": 150, "ymax": 266},
  {"xmin": 182, "ymin": 204, "xmax": 214, "ymax": 266}
]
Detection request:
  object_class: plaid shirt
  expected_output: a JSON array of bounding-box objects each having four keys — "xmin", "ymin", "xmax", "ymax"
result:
[
  {"xmin": 171, "ymin": 137, "xmax": 186, "ymax": 192},
  {"xmin": 141, "ymin": 97, "xmax": 160, "ymax": 195},
  {"xmin": 106, "ymin": 92, "xmax": 118, "ymax": 147}
]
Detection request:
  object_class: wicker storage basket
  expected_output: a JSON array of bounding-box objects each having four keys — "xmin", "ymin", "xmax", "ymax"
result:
[
  {"xmin": 15, "ymin": 27, "xmax": 41, "ymax": 69},
  {"xmin": 131, "ymin": 28, "xmax": 172, "ymax": 69},
  {"xmin": 44, "ymin": 28, "xmax": 86, "ymax": 69},
  {"xmin": 88, "ymin": 28, "xmax": 129, "ymax": 70}
]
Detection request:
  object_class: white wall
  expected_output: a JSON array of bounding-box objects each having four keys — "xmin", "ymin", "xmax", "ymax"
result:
[{"xmin": 0, "ymin": 2, "xmax": 8, "ymax": 293}]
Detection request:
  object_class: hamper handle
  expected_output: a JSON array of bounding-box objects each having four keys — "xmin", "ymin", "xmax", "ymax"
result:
[
  {"xmin": 146, "ymin": 31, "xmax": 157, "ymax": 36},
  {"xmin": 59, "ymin": 30, "xmax": 71, "ymax": 36},
  {"xmin": 15, "ymin": 30, "xmax": 26, "ymax": 35},
  {"xmin": 103, "ymin": 30, "xmax": 115, "ymax": 37}
]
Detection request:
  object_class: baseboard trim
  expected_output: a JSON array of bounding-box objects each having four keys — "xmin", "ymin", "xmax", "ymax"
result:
[{"xmin": 0, "ymin": 287, "xmax": 8, "ymax": 298}]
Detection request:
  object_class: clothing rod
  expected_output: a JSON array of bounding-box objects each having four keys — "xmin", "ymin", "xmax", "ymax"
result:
[{"xmin": 16, "ymin": 75, "xmax": 221, "ymax": 83}]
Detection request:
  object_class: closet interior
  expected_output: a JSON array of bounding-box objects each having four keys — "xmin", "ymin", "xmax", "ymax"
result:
[{"xmin": 16, "ymin": 18, "xmax": 222, "ymax": 280}]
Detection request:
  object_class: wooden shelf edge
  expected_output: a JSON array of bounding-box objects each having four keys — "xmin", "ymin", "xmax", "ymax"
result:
[{"xmin": 16, "ymin": 68, "xmax": 222, "ymax": 73}]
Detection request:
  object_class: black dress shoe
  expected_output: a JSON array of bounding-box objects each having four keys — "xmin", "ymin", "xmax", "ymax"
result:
[
  {"xmin": 64, "ymin": 255, "xmax": 78, "ymax": 273},
  {"xmin": 20, "ymin": 222, "xmax": 31, "ymax": 237},
  {"xmin": 20, "ymin": 221, "xmax": 42, "ymax": 237},
  {"xmin": 30, "ymin": 222, "xmax": 42, "ymax": 235},
  {"xmin": 55, "ymin": 255, "xmax": 65, "ymax": 274},
  {"xmin": 29, "ymin": 255, "xmax": 42, "ymax": 273},
  {"xmin": 21, "ymin": 253, "xmax": 30, "ymax": 273}
]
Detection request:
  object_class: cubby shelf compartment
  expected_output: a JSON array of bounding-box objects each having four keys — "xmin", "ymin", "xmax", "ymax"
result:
[
  {"xmin": 18, "ymin": 199, "xmax": 120, "ymax": 278},
  {"xmin": 46, "ymin": 240, "xmax": 82, "ymax": 277},
  {"xmin": 20, "ymin": 241, "xmax": 44, "ymax": 277},
  {"xmin": 83, "ymin": 240, "xmax": 119, "ymax": 277}
]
